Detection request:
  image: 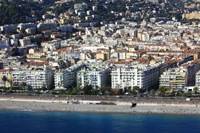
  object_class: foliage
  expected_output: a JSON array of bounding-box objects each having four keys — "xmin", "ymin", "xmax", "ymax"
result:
[
  {"xmin": 157, "ymin": 86, "xmax": 166, "ymax": 97},
  {"xmin": 150, "ymin": 89, "xmax": 155, "ymax": 96},
  {"xmin": 83, "ymin": 83, "xmax": 92, "ymax": 95},
  {"xmin": 176, "ymin": 89, "xmax": 183, "ymax": 96},
  {"xmin": 0, "ymin": 0, "xmax": 55, "ymax": 25},
  {"xmin": 72, "ymin": 87, "xmax": 80, "ymax": 95},
  {"xmin": 100, "ymin": 85, "xmax": 112, "ymax": 95},
  {"xmin": 184, "ymin": 91, "xmax": 192, "ymax": 97},
  {"xmin": 2, "ymin": 76, "xmax": 7, "ymax": 88},
  {"xmin": 20, "ymin": 82, "xmax": 26, "ymax": 91},
  {"xmin": 193, "ymin": 87, "xmax": 199, "ymax": 94},
  {"xmin": 0, "ymin": 0, "xmax": 30, "ymax": 25},
  {"xmin": 52, "ymin": 3, "xmax": 71, "ymax": 16}
]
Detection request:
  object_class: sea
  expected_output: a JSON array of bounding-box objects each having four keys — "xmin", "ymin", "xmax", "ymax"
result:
[{"xmin": 0, "ymin": 111, "xmax": 200, "ymax": 133}]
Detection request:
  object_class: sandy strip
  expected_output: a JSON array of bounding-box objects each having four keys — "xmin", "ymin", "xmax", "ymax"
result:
[{"xmin": 0, "ymin": 97, "xmax": 200, "ymax": 114}]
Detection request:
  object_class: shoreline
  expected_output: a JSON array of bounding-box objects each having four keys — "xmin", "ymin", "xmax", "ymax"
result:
[{"xmin": 0, "ymin": 96, "xmax": 200, "ymax": 115}]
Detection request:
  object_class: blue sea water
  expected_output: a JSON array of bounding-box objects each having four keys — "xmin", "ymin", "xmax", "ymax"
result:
[{"xmin": 0, "ymin": 111, "xmax": 200, "ymax": 133}]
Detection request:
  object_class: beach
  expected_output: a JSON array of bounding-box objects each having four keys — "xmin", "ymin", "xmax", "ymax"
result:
[{"xmin": 0, "ymin": 95, "xmax": 200, "ymax": 114}]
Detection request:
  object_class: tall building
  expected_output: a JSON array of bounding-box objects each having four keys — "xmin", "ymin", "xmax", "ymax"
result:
[
  {"xmin": 54, "ymin": 63, "xmax": 85, "ymax": 90},
  {"xmin": 160, "ymin": 63, "xmax": 200, "ymax": 90},
  {"xmin": 111, "ymin": 64, "xmax": 160, "ymax": 90},
  {"xmin": 0, "ymin": 69, "xmax": 13, "ymax": 88},
  {"xmin": 77, "ymin": 67, "xmax": 110, "ymax": 89},
  {"xmin": 12, "ymin": 66, "xmax": 54, "ymax": 90},
  {"xmin": 159, "ymin": 68, "xmax": 186, "ymax": 89},
  {"xmin": 196, "ymin": 70, "xmax": 200, "ymax": 88}
]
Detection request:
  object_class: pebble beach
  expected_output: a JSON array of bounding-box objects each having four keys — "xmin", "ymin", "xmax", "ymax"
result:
[{"xmin": 0, "ymin": 95, "xmax": 200, "ymax": 114}]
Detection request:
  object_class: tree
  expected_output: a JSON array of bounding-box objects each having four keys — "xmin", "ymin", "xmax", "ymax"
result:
[
  {"xmin": 133, "ymin": 86, "xmax": 139, "ymax": 91},
  {"xmin": 193, "ymin": 87, "xmax": 198, "ymax": 94},
  {"xmin": 125, "ymin": 87, "xmax": 133, "ymax": 94},
  {"xmin": 67, "ymin": 87, "xmax": 73, "ymax": 95},
  {"xmin": 176, "ymin": 89, "xmax": 183, "ymax": 96},
  {"xmin": 83, "ymin": 83, "xmax": 92, "ymax": 95},
  {"xmin": 99, "ymin": 87, "xmax": 105, "ymax": 94},
  {"xmin": 104, "ymin": 86, "xmax": 112, "ymax": 94},
  {"xmin": 157, "ymin": 86, "xmax": 166, "ymax": 97},
  {"xmin": 150, "ymin": 89, "xmax": 155, "ymax": 96},
  {"xmin": 41, "ymin": 84, "xmax": 47, "ymax": 91},
  {"xmin": 91, "ymin": 89, "xmax": 98, "ymax": 95},
  {"xmin": 20, "ymin": 82, "xmax": 26, "ymax": 92},
  {"xmin": 132, "ymin": 86, "xmax": 140, "ymax": 96},
  {"xmin": 184, "ymin": 91, "xmax": 192, "ymax": 97},
  {"xmin": 2, "ymin": 76, "xmax": 7, "ymax": 88},
  {"xmin": 40, "ymin": 55, "xmax": 46, "ymax": 59},
  {"xmin": 72, "ymin": 87, "xmax": 79, "ymax": 95},
  {"xmin": 100, "ymin": 85, "xmax": 112, "ymax": 95}
]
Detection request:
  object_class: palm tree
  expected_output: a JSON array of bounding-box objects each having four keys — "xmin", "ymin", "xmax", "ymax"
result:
[{"xmin": 2, "ymin": 76, "xmax": 7, "ymax": 89}]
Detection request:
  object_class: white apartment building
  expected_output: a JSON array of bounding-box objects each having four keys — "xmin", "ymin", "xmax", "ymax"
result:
[
  {"xmin": 196, "ymin": 70, "xmax": 200, "ymax": 87},
  {"xmin": 111, "ymin": 64, "xmax": 160, "ymax": 90},
  {"xmin": 41, "ymin": 39, "xmax": 61, "ymax": 52},
  {"xmin": 77, "ymin": 67, "xmax": 110, "ymax": 89},
  {"xmin": 12, "ymin": 67, "xmax": 54, "ymax": 90},
  {"xmin": 54, "ymin": 63, "xmax": 85, "ymax": 90}
]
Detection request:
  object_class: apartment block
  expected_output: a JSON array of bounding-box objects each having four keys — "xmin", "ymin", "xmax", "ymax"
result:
[
  {"xmin": 77, "ymin": 66, "xmax": 110, "ymax": 89},
  {"xmin": 111, "ymin": 64, "xmax": 160, "ymax": 90},
  {"xmin": 12, "ymin": 67, "xmax": 54, "ymax": 90},
  {"xmin": 160, "ymin": 63, "xmax": 200, "ymax": 89},
  {"xmin": 54, "ymin": 63, "xmax": 85, "ymax": 90}
]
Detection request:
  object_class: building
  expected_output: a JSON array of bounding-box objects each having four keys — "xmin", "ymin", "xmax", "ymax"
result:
[
  {"xmin": 54, "ymin": 71, "xmax": 65, "ymax": 90},
  {"xmin": 111, "ymin": 64, "xmax": 160, "ymax": 90},
  {"xmin": 160, "ymin": 63, "xmax": 200, "ymax": 90},
  {"xmin": 182, "ymin": 12, "xmax": 200, "ymax": 20},
  {"xmin": 41, "ymin": 40, "xmax": 61, "ymax": 52},
  {"xmin": 54, "ymin": 63, "xmax": 85, "ymax": 90},
  {"xmin": 0, "ymin": 69, "xmax": 13, "ymax": 88},
  {"xmin": 159, "ymin": 68, "xmax": 186, "ymax": 90},
  {"xmin": 196, "ymin": 70, "xmax": 200, "ymax": 88},
  {"xmin": 77, "ymin": 65, "xmax": 110, "ymax": 89},
  {"xmin": 12, "ymin": 67, "xmax": 54, "ymax": 90}
]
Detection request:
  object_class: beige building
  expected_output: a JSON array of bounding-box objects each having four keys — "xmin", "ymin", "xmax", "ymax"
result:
[
  {"xmin": 0, "ymin": 69, "xmax": 13, "ymax": 88},
  {"xmin": 182, "ymin": 12, "xmax": 200, "ymax": 19},
  {"xmin": 160, "ymin": 64, "xmax": 200, "ymax": 89},
  {"xmin": 96, "ymin": 53, "xmax": 109, "ymax": 61}
]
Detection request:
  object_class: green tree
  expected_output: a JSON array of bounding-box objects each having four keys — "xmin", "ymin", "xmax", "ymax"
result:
[
  {"xmin": 20, "ymin": 82, "xmax": 26, "ymax": 92},
  {"xmin": 176, "ymin": 89, "xmax": 183, "ymax": 96},
  {"xmin": 2, "ymin": 76, "xmax": 7, "ymax": 88},
  {"xmin": 100, "ymin": 85, "xmax": 112, "ymax": 95},
  {"xmin": 72, "ymin": 87, "xmax": 80, "ymax": 95},
  {"xmin": 193, "ymin": 87, "xmax": 198, "ymax": 94},
  {"xmin": 91, "ymin": 89, "xmax": 98, "ymax": 95},
  {"xmin": 184, "ymin": 91, "xmax": 192, "ymax": 97},
  {"xmin": 127, "ymin": 87, "xmax": 133, "ymax": 94},
  {"xmin": 132, "ymin": 86, "xmax": 140, "ymax": 96},
  {"xmin": 105, "ymin": 86, "xmax": 112, "ymax": 94},
  {"xmin": 67, "ymin": 87, "xmax": 73, "ymax": 95},
  {"xmin": 158, "ymin": 86, "xmax": 166, "ymax": 97},
  {"xmin": 150, "ymin": 89, "xmax": 155, "ymax": 96},
  {"xmin": 83, "ymin": 83, "xmax": 92, "ymax": 95},
  {"xmin": 41, "ymin": 84, "xmax": 47, "ymax": 91},
  {"xmin": 40, "ymin": 55, "xmax": 46, "ymax": 59}
]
